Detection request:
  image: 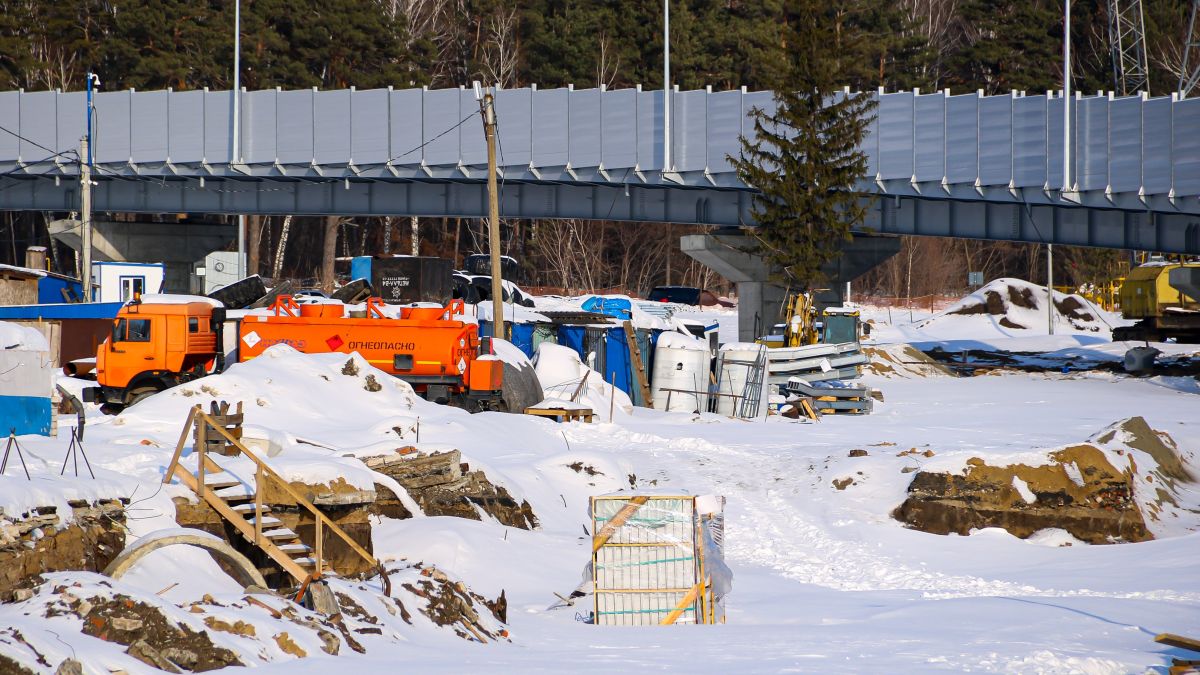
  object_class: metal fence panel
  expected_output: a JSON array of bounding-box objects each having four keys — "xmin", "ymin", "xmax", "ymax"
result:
[
  {"xmin": 16, "ymin": 91, "xmax": 58, "ymax": 160},
  {"xmin": 638, "ymin": 89, "xmax": 664, "ymax": 172},
  {"xmin": 877, "ymin": 92, "xmax": 914, "ymax": 180},
  {"xmin": 130, "ymin": 91, "xmax": 169, "ymax": 164},
  {"xmin": 675, "ymin": 89, "xmax": 707, "ymax": 172},
  {"xmin": 93, "ymin": 91, "xmax": 129, "ymax": 164},
  {"xmin": 0, "ymin": 92, "xmax": 19, "ymax": 158},
  {"xmin": 459, "ymin": 89, "xmax": 486, "ymax": 166},
  {"xmin": 1012, "ymin": 95, "xmax": 1047, "ymax": 188},
  {"xmin": 1046, "ymin": 96, "xmax": 1065, "ymax": 191},
  {"xmin": 914, "ymin": 93, "xmax": 945, "ymax": 181},
  {"xmin": 978, "ymin": 95, "xmax": 1012, "ymax": 186},
  {"xmin": 203, "ymin": 90, "xmax": 232, "ymax": 164},
  {"xmin": 55, "ymin": 92, "xmax": 85, "ymax": 161},
  {"xmin": 706, "ymin": 90, "xmax": 742, "ymax": 175},
  {"xmin": 1174, "ymin": 97, "xmax": 1200, "ymax": 197},
  {"xmin": 314, "ymin": 90, "xmax": 352, "ymax": 164},
  {"xmin": 569, "ymin": 87, "xmax": 602, "ymax": 168},
  {"xmin": 945, "ymin": 94, "xmax": 978, "ymax": 183},
  {"xmin": 243, "ymin": 89, "xmax": 276, "ymax": 164},
  {"xmin": 1108, "ymin": 97, "xmax": 1141, "ymax": 194},
  {"xmin": 1077, "ymin": 96, "xmax": 1109, "ymax": 192},
  {"xmin": 1141, "ymin": 96, "xmax": 1172, "ymax": 194},
  {"xmin": 532, "ymin": 88, "xmax": 569, "ymax": 167},
  {"xmin": 495, "ymin": 88, "xmax": 532, "ymax": 167},
  {"xmin": 601, "ymin": 87, "xmax": 637, "ymax": 171},
  {"xmin": 277, "ymin": 89, "xmax": 314, "ymax": 165},
  {"xmin": 387, "ymin": 88, "xmax": 422, "ymax": 166},
  {"xmin": 351, "ymin": 88, "xmax": 389, "ymax": 165},
  {"xmin": 167, "ymin": 90, "xmax": 205, "ymax": 163},
  {"xmin": 421, "ymin": 88, "xmax": 461, "ymax": 166}
]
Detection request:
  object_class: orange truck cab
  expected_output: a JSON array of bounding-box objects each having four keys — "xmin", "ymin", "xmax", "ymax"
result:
[
  {"xmin": 83, "ymin": 298, "xmax": 225, "ymax": 409},
  {"xmin": 238, "ymin": 296, "xmax": 505, "ymax": 410}
]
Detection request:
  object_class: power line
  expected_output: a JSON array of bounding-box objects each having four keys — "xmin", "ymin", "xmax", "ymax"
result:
[
  {"xmin": 0, "ymin": 123, "xmax": 63, "ymax": 157},
  {"xmin": 385, "ymin": 110, "xmax": 479, "ymax": 165}
]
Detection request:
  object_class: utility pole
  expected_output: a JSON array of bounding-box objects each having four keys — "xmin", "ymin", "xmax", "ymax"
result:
[
  {"xmin": 233, "ymin": 0, "xmax": 245, "ymax": 279},
  {"xmin": 80, "ymin": 137, "xmax": 92, "ymax": 302},
  {"xmin": 481, "ymin": 92, "xmax": 505, "ymax": 340},
  {"xmin": 663, "ymin": 0, "xmax": 671, "ymax": 173},
  {"xmin": 1047, "ymin": 244, "xmax": 1055, "ymax": 335},
  {"xmin": 1063, "ymin": 0, "xmax": 1072, "ymax": 194},
  {"xmin": 1055, "ymin": 0, "xmax": 1069, "ymax": 334}
]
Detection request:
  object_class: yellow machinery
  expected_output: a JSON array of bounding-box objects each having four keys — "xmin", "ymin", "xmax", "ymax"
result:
[
  {"xmin": 1112, "ymin": 262, "xmax": 1200, "ymax": 342},
  {"xmin": 758, "ymin": 292, "xmax": 818, "ymax": 348},
  {"xmin": 758, "ymin": 293, "xmax": 866, "ymax": 348}
]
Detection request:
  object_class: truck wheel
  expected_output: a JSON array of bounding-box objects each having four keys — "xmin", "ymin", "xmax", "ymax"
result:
[{"xmin": 126, "ymin": 385, "xmax": 162, "ymax": 406}]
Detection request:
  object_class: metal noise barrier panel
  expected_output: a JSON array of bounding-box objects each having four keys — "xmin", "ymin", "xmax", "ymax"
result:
[{"xmin": 591, "ymin": 495, "xmax": 727, "ymax": 626}]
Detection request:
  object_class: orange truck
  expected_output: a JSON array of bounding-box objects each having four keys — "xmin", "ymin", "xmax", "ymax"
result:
[
  {"xmin": 82, "ymin": 297, "xmax": 226, "ymax": 410},
  {"xmin": 238, "ymin": 296, "xmax": 505, "ymax": 410},
  {"xmin": 82, "ymin": 294, "xmax": 504, "ymax": 412}
]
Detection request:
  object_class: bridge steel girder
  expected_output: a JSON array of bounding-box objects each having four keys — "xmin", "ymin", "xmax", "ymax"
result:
[{"xmin": 1, "ymin": 174, "xmax": 1196, "ymax": 254}]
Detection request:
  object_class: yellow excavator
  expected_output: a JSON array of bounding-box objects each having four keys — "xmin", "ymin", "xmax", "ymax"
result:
[{"xmin": 758, "ymin": 293, "xmax": 868, "ymax": 348}]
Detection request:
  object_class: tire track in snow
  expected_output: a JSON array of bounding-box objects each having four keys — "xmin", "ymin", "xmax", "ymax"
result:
[{"xmin": 566, "ymin": 424, "xmax": 1200, "ymax": 604}]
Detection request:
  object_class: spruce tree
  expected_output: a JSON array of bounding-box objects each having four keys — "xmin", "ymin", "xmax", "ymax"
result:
[{"xmin": 730, "ymin": 0, "xmax": 876, "ymax": 286}]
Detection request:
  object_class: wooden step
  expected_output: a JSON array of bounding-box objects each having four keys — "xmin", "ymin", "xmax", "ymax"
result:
[
  {"xmin": 243, "ymin": 515, "xmax": 282, "ymax": 527},
  {"xmin": 278, "ymin": 543, "xmax": 313, "ymax": 555},
  {"xmin": 261, "ymin": 527, "xmax": 299, "ymax": 540},
  {"xmin": 231, "ymin": 503, "xmax": 271, "ymax": 514}
]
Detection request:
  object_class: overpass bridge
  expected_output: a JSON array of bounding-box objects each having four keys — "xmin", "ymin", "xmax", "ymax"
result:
[{"xmin": 1, "ymin": 85, "xmax": 1198, "ymax": 254}]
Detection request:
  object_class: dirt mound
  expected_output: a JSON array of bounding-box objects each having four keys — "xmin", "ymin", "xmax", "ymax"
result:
[
  {"xmin": 863, "ymin": 344, "xmax": 954, "ymax": 378},
  {"xmin": 894, "ymin": 417, "xmax": 1198, "ymax": 543},
  {"xmin": 364, "ymin": 449, "xmax": 538, "ymax": 529},
  {"xmin": 931, "ymin": 278, "xmax": 1107, "ymax": 332},
  {"xmin": 1091, "ymin": 417, "xmax": 1197, "ymax": 530},
  {"xmin": 893, "ymin": 444, "xmax": 1149, "ymax": 544}
]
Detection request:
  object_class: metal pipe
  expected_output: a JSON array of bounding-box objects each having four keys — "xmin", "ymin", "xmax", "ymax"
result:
[
  {"xmin": 1063, "ymin": 0, "xmax": 1072, "ymax": 193},
  {"xmin": 233, "ymin": 0, "xmax": 245, "ymax": 279},
  {"xmin": 663, "ymin": 0, "xmax": 671, "ymax": 173}
]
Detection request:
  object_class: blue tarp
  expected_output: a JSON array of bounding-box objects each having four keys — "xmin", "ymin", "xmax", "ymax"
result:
[
  {"xmin": 579, "ymin": 296, "xmax": 633, "ymax": 321},
  {"xmin": 556, "ymin": 325, "xmax": 657, "ymax": 406},
  {"xmin": 478, "ymin": 321, "xmax": 536, "ymax": 358}
]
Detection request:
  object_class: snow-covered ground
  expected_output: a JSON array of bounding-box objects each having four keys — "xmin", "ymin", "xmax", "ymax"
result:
[{"xmin": 2, "ymin": 288, "xmax": 1199, "ymax": 673}]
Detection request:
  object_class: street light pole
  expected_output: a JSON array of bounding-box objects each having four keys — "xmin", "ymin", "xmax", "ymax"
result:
[
  {"xmin": 1053, "ymin": 0, "xmax": 1070, "ymax": 335},
  {"xmin": 233, "ymin": 0, "xmax": 245, "ymax": 279},
  {"xmin": 663, "ymin": 0, "xmax": 671, "ymax": 173}
]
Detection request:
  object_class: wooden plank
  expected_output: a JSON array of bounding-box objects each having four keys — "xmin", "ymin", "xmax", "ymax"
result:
[
  {"xmin": 162, "ymin": 406, "xmax": 199, "ymax": 484},
  {"xmin": 1157, "ymin": 634, "xmax": 1200, "ymax": 653},
  {"xmin": 591, "ymin": 495, "xmax": 650, "ymax": 552},
  {"xmin": 659, "ymin": 581, "xmax": 704, "ymax": 626},
  {"xmin": 622, "ymin": 321, "xmax": 653, "ymax": 408}
]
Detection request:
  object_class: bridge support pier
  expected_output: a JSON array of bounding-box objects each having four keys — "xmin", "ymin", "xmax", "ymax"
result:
[{"xmin": 681, "ymin": 231, "xmax": 900, "ymax": 342}]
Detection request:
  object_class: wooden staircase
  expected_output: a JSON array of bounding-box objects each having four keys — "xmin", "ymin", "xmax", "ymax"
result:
[{"xmin": 163, "ymin": 406, "xmax": 377, "ymax": 587}]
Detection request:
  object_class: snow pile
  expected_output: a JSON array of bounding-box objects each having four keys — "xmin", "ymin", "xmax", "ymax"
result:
[
  {"xmin": 533, "ymin": 343, "xmax": 633, "ymax": 416},
  {"xmin": 114, "ymin": 345, "xmax": 438, "ymax": 492},
  {"xmin": 0, "ymin": 321, "xmax": 49, "ymax": 351},
  {"xmin": 1090, "ymin": 416, "xmax": 1200, "ymax": 538},
  {"xmin": 0, "ymin": 564, "xmax": 508, "ymax": 671},
  {"xmin": 919, "ymin": 278, "xmax": 1112, "ymax": 336}
]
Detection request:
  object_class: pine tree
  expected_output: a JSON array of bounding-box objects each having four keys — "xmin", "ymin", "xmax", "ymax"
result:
[
  {"xmin": 730, "ymin": 0, "xmax": 876, "ymax": 286},
  {"xmin": 945, "ymin": 0, "xmax": 1062, "ymax": 94}
]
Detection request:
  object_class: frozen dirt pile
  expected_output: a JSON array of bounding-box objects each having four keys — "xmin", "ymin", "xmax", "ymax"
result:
[
  {"xmin": 923, "ymin": 277, "xmax": 1109, "ymax": 333},
  {"xmin": 893, "ymin": 416, "xmax": 1198, "ymax": 543}
]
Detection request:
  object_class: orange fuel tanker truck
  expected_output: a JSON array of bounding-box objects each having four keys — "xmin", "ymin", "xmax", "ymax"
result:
[
  {"xmin": 83, "ymin": 294, "xmax": 504, "ymax": 412},
  {"xmin": 238, "ymin": 296, "xmax": 505, "ymax": 410}
]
